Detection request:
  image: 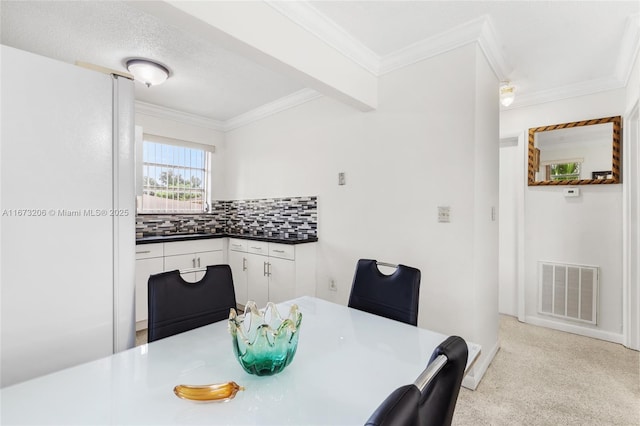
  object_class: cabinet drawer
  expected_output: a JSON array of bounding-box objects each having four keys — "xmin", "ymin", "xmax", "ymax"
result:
[
  {"xmin": 229, "ymin": 238, "xmax": 248, "ymax": 252},
  {"xmin": 247, "ymin": 241, "xmax": 269, "ymax": 256},
  {"xmin": 269, "ymin": 243, "xmax": 295, "ymax": 260},
  {"xmin": 164, "ymin": 253, "xmax": 195, "ymax": 271},
  {"xmin": 164, "ymin": 238, "xmax": 223, "ymax": 256},
  {"xmin": 135, "ymin": 243, "xmax": 163, "ymax": 260}
]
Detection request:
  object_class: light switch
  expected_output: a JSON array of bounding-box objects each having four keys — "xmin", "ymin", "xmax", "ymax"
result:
[
  {"xmin": 438, "ymin": 206, "xmax": 450, "ymax": 223},
  {"xmin": 338, "ymin": 172, "xmax": 346, "ymax": 185}
]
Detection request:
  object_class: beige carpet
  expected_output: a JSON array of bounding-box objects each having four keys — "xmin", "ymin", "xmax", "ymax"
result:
[
  {"xmin": 453, "ymin": 315, "xmax": 640, "ymax": 425},
  {"xmin": 135, "ymin": 329, "xmax": 148, "ymax": 346}
]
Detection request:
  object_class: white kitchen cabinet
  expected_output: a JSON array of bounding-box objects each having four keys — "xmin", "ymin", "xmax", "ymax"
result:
[
  {"xmin": 228, "ymin": 239, "xmax": 249, "ymax": 306},
  {"xmin": 247, "ymin": 241, "xmax": 269, "ymax": 256},
  {"xmin": 134, "ymin": 238, "xmax": 225, "ymax": 330},
  {"xmin": 134, "ymin": 237, "xmax": 314, "ymax": 330},
  {"xmin": 135, "ymin": 243, "xmax": 164, "ymax": 330},
  {"xmin": 246, "ymin": 252, "xmax": 270, "ymax": 307},
  {"xmin": 229, "ymin": 238, "xmax": 316, "ymax": 308},
  {"xmin": 267, "ymin": 256, "xmax": 296, "ymax": 304},
  {"xmin": 163, "ymin": 239, "xmax": 224, "ymax": 283},
  {"xmin": 194, "ymin": 250, "xmax": 225, "ymax": 280}
]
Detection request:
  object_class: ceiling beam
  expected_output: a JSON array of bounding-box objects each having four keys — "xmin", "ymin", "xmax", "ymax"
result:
[{"xmin": 128, "ymin": 1, "xmax": 377, "ymax": 112}]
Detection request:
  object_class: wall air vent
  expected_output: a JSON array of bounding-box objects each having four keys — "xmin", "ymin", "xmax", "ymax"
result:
[{"xmin": 538, "ymin": 261, "xmax": 598, "ymax": 325}]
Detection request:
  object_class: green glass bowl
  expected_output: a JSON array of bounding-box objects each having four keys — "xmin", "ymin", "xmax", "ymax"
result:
[{"xmin": 228, "ymin": 301, "xmax": 302, "ymax": 376}]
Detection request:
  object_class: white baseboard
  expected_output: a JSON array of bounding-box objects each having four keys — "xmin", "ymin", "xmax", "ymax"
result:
[
  {"xmin": 462, "ymin": 340, "xmax": 499, "ymax": 390},
  {"xmin": 135, "ymin": 320, "xmax": 148, "ymax": 332},
  {"xmin": 525, "ymin": 316, "xmax": 624, "ymax": 345}
]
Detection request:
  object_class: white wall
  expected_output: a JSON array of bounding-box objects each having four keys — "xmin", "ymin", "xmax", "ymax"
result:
[
  {"xmin": 134, "ymin": 112, "xmax": 227, "ymax": 200},
  {"xmin": 499, "ymin": 138, "xmax": 519, "ymax": 316},
  {"xmin": 224, "ymin": 43, "xmax": 499, "ymax": 387},
  {"xmin": 501, "ymin": 88, "xmax": 627, "ymax": 339},
  {"xmin": 623, "ymin": 50, "xmax": 639, "ymax": 349},
  {"xmin": 626, "ymin": 48, "xmax": 639, "ymax": 112},
  {"xmin": 469, "ymin": 47, "xmax": 500, "ymax": 385}
]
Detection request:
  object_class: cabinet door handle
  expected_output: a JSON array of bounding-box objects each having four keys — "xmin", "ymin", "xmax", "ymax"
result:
[
  {"xmin": 136, "ymin": 250, "xmax": 151, "ymax": 254},
  {"xmin": 242, "ymin": 257, "xmax": 247, "ymax": 271},
  {"xmin": 273, "ymin": 249, "xmax": 285, "ymax": 253},
  {"xmin": 251, "ymin": 246, "xmax": 262, "ymax": 250},
  {"xmin": 197, "ymin": 257, "xmax": 201, "ymax": 268},
  {"xmin": 192, "ymin": 258, "xmax": 196, "ymax": 268},
  {"xmin": 263, "ymin": 261, "xmax": 268, "ymax": 277},
  {"xmin": 267, "ymin": 262, "xmax": 272, "ymax": 277}
]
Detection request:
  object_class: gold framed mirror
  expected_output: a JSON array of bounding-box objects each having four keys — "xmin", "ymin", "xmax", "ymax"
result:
[{"xmin": 528, "ymin": 116, "xmax": 621, "ymax": 185}]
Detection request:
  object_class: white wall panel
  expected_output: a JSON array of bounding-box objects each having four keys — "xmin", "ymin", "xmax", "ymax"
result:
[{"xmin": 1, "ymin": 46, "xmax": 115, "ymax": 387}]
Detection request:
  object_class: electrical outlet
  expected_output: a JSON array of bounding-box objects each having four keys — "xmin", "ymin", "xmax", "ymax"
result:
[{"xmin": 329, "ymin": 279, "xmax": 337, "ymax": 291}]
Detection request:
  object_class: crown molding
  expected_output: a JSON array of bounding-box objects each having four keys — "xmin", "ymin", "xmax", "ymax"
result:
[
  {"xmin": 263, "ymin": 4, "xmax": 526, "ymax": 110},
  {"xmin": 265, "ymin": 0, "xmax": 380, "ymax": 76},
  {"xmin": 136, "ymin": 90, "xmax": 322, "ymax": 133},
  {"xmin": 135, "ymin": 101, "xmax": 225, "ymax": 131},
  {"xmin": 379, "ymin": 15, "xmax": 511, "ymax": 80},
  {"xmin": 507, "ymin": 76, "xmax": 624, "ymax": 109},
  {"xmin": 224, "ymin": 88, "xmax": 322, "ymax": 132},
  {"xmin": 138, "ymin": 8, "xmax": 636, "ymax": 125},
  {"xmin": 379, "ymin": 16, "xmax": 484, "ymax": 75},
  {"xmin": 615, "ymin": 14, "xmax": 640, "ymax": 86},
  {"xmin": 476, "ymin": 16, "xmax": 512, "ymax": 80},
  {"xmin": 501, "ymin": 13, "xmax": 637, "ymax": 110},
  {"xmin": 269, "ymin": 3, "xmax": 634, "ymax": 111},
  {"xmin": 265, "ymin": 2, "xmax": 511, "ymax": 80}
]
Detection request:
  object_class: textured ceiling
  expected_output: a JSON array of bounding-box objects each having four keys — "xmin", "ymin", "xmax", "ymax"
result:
[
  {"xmin": 1, "ymin": 1, "xmax": 638, "ymax": 124},
  {"xmin": 0, "ymin": 0, "xmax": 305, "ymax": 121}
]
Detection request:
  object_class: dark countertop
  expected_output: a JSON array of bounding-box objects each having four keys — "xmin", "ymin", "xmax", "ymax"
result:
[{"xmin": 136, "ymin": 233, "xmax": 318, "ymax": 245}]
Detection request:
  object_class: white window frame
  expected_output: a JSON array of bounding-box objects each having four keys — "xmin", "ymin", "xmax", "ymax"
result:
[
  {"xmin": 137, "ymin": 133, "xmax": 214, "ymax": 214},
  {"xmin": 541, "ymin": 157, "xmax": 583, "ymax": 181}
]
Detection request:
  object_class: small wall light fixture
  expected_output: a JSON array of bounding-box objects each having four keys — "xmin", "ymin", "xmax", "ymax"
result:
[
  {"xmin": 499, "ymin": 81, "xmax": 515, "ymax": 107},
  {"xmin": 125, "ymin": 59, "xmax": 170, "ymax": 87}
]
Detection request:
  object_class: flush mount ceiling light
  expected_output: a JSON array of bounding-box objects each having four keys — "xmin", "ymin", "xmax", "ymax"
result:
[
  {"xmin": 499, "ymin": 81, "xmax": 515, "ymax": 107},
  {"xmin": 125, "ymin": 59, "xmax": 169, "ymax": 87}
]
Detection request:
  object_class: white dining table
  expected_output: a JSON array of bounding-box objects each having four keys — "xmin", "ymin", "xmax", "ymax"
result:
[{"xmin": 0, "ymin": 296, "xmax": 480, "ymax": 425}]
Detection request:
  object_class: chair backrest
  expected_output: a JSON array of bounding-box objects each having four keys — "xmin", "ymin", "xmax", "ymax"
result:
[
  {"xmin": 417, "ymin": 336, "xmax": 468, "ymax": 426},
  {"xmin": 147, "ymin": 264, "xmax": 236, "ymax": 342},
  {"xmin": 364, "ymin": 336, "xmax": 468, "ymax": 426},
  {"xmin": 348, "ymin": 259, "xmax": 421, "ymax": 326},
  {"xmin": 364, "ymin": 384, "xmax": 420, "ymax": 426}
]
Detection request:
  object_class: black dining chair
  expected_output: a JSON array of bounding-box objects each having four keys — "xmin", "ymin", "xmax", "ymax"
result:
[
  {"xmin": 365, "ymin": 384, "xmax": 420, "ymax": 426},
  {"xmin": 147, "ymin": 264, "xmax": 237, "ymax": 343},
  {"xmin": 365, "ymin": 336, "xmax": 469, "ymax": 426},
  {"xmin": 348, "ymin": 259, "xmax": 421, "ymax": 326}
]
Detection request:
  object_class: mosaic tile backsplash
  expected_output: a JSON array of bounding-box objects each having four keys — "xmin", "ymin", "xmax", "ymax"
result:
[
  {"xmin": 136, "ymin": 196, "xmax": 317, "ymax": 240},
  {"xmin": 135, "ymin": 213, "xmax": 225, "ymax": 237}
]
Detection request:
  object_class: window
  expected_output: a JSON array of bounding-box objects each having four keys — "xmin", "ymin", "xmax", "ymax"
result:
[
  {"xmin": 545, "ymin": 161, "xmax": 581, "ymax": 181},
  {"xmin": 138, "ymin": 134, "xmax": 213, "ymax": 213},
  {"xmin": 541, "ymin": 157, "xmax": 582, "ymax": 181}
]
